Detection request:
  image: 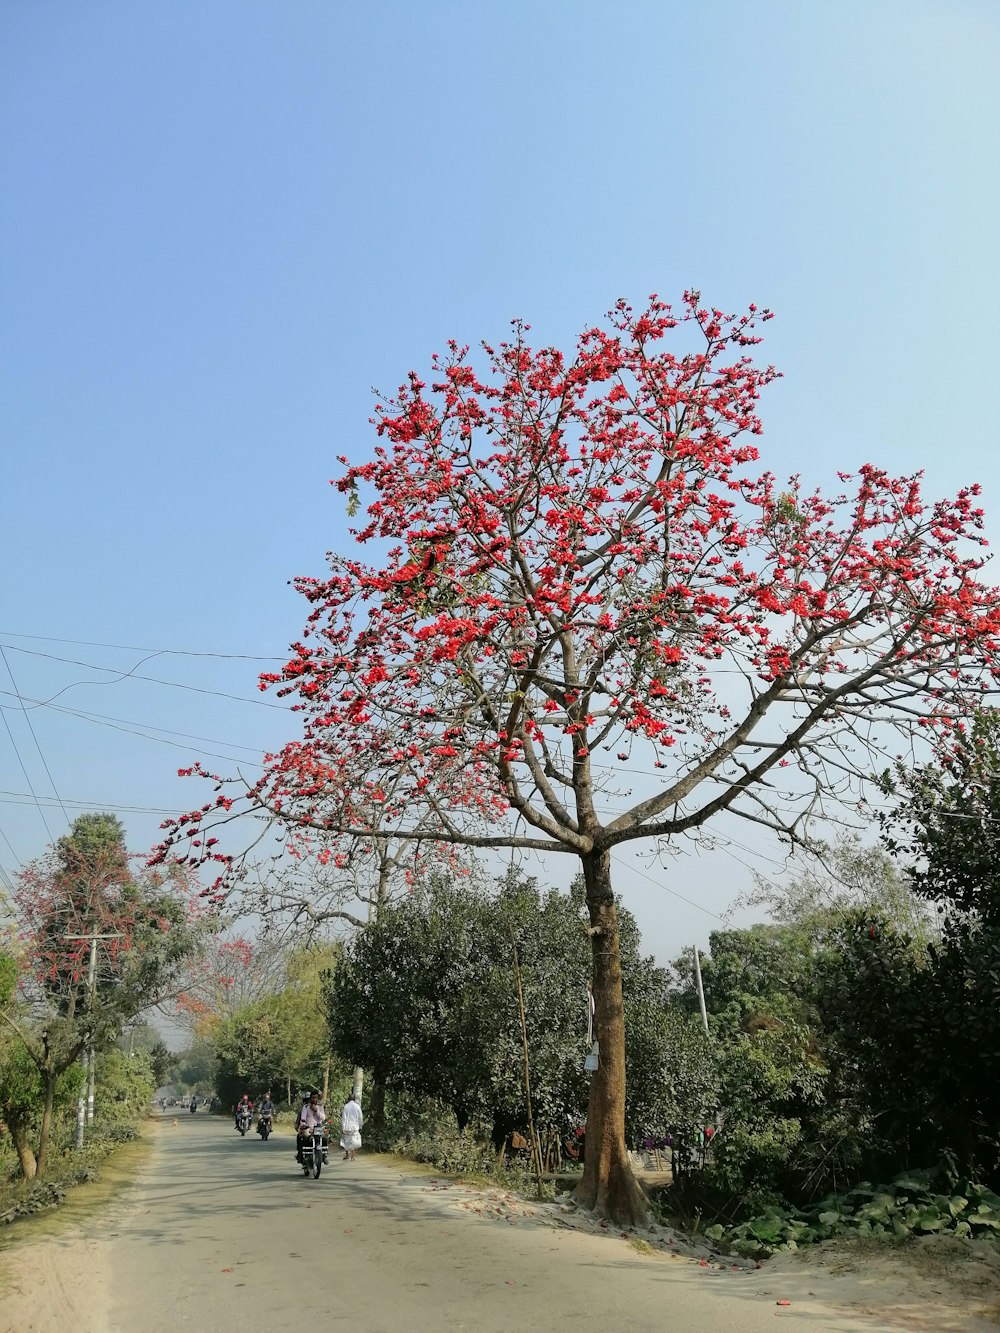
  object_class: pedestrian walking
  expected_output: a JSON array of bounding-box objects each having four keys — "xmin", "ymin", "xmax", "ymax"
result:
[{"xmin": 340, "ymin": 1091, "xmax": 363, "ymax": 1161}]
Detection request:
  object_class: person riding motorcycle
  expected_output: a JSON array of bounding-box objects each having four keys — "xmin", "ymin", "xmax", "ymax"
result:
[
  {"xmin": 294, "ymin": 1090, "xmax": 326, "ymax": 1163},
  {"xmin": 257, "ymin": 1091, "xmax": 276, "ymax": 1134},
  {"xmin": 235, "ymin": 1094, "xmax": 253, "ymax": 1130}
]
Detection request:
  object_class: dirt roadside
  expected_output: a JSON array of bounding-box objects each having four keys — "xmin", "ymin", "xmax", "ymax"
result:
[{"xmin": 0, "ymin": 1128, "xmax": 155, "ymax": 1333}]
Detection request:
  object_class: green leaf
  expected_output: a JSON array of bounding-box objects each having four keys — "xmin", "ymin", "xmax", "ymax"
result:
[
  {"xmin": 748, "ymin": 1218, "xmax": 784, "ymax": 1243},
  {"xmin": 893, "ymin": 1173, "xmax": 932, "ymax": 1192}
]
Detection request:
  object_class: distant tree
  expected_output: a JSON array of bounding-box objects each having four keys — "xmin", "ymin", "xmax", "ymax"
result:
[
  {"xmin": 212, "ymin": 943, "xmax": 340, "ymax": 1108},
  {"xmin": 881, "ymin": 709, "xmax": 1000, "ymax": 924},
  {"xmin": 172, "ymin": 1037, "xmax": 216, "ymax": 1093},
  {"xmin": 741, "ymin": 836, "xmax": 934, "ymax": 945},
  {"xmin": 119, "ymin": 1024, "xmax": 175, "ymax": 1087},
  {"xmin": 94, "ymin": 1046, "xmax": 156, "ymax": 1124},
  {"xmin": 1, "ymin": 816, "xmax": 199, "ymax": 1176}
]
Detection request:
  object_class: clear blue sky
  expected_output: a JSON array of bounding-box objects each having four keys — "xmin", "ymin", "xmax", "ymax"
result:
[{"xmin": 2, "ymin": 0, "xmax": 998, "ymax": 961}]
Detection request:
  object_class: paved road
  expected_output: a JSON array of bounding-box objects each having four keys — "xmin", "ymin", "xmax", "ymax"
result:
[{"xmin": 2, "ymin": 1112, "xmax": 905, "ymax": 1332}]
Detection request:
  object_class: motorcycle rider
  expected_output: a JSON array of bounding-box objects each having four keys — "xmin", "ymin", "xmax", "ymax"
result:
[
  {"xmin": 257, "ymin": 1090, "xmax": 276, "ymax": 1133},
  {"xmin": 295, "ymin": 1089, "xmax": 326, "ymax": 1163},
  {"xmin": 235, "ymin": 1093, "xmax": 253, "ymax": 1130}
]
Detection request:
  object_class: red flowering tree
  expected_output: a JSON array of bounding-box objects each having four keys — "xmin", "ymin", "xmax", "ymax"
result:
[
  {"xmin": 160, "ymin": 293, "xmax": 1000, "ymax": 1223},
  {"xmin": 3, "ymin": 814, "xmax": 200, "ymax": 1176}
]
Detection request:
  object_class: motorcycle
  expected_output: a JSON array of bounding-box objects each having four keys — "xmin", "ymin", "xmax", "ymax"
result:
[
  {"xmin": 189, "ymin": 1100, "xmax": 197, "ymax": 1114},
  {"xmin": 298, "ymin": 1119, "xmax": 329, "ymax": 1179},
  {"xmin": 236, "ymin": 1109, "xmax": 252, "ymax": 1136},
  {"xmin": 257, "ymin": 1112, "xmax": 273, "ymax": 1141}
]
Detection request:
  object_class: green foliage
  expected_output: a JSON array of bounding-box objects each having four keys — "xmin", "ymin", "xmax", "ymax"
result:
[
  {"xmin": 669, "ymin": 921, "xmax": 845, "ymax": 1203},
  {"xmin": 94, "ymin": 1048, "xmax": 155, "ymax": 1125},
  {"xmin": 212, "ymin": 943, "xmax": 340, "ymax": 1106},
  {"xmin": 117, "ymin": 1024, "xmax": 175, "ymax": 1087},
  {"xmin": 0, "ymin": 951, "xmax": 16, "ymax": 1007},
  {"xmin": 881, "ymin": 710, "xmax": 1000, "ymax": 924},
  {"xmin": 328, "ymin": 869, "xmax": 681, "ymax": 1148},
  {"xmin": 328, "ymin": 871, "xmax": 588, "ymax": 1141},
  {"xmin": 669, "ymin": 835, "xmax": 1000, "ymax": 1206},
  {"xmin": 700, "ymin": 1170, "xmax": 1000, "ymax": 1258},
  {"xmin": 816, "ymin": 909, "xmax": 1000, "ymax": 1183},
  {"xmin": 624, "ymin": 997, "xmax": 717, "ymax": 1149},
  {"xmin": 172, "ymin": 1038, "xmax": 216, "ymax": 1092},
  {"xmin": 377, "ymin": 1102, "xmax": 531, "ymax": 1187}
]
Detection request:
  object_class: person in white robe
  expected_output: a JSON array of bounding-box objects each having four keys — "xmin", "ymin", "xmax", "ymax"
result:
[{"xmin": 340, "ymin": 1091, "xmax": 363, "ymax": 1161}]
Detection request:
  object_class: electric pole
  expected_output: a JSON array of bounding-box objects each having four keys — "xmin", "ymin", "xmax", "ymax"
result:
[
  {"xmin": 65, "ymin": 931, "xmax": 121, "ymax": 1148},
  {"xmin": 692, "ymin": 944, "xmax": 709, "ymax": 1036}
]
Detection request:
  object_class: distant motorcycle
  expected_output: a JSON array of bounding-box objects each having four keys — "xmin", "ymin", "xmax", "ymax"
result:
[
  {"xmin": 298, "ymin": 1120, "xmax": 329, "ymax": 1179},
  {"xmin": 257, "ymin": 1112, "xmax": 273, "ymax": 1142},
  {"xmin": 236, "ymin": 1109, "xmax": 252, "ymax": 1136},
  {"xmin": 189, "ymin": 1099, "xmax": 197, "ymax": 1114}
]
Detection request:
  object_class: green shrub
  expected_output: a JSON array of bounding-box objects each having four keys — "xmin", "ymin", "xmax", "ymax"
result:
[{"xmin": 693, "ymin": 1167, "xmax": 1000, "ymax": 1257}]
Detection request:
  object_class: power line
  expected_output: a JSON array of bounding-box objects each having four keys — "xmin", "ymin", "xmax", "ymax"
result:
[
  {"xmin": 0, "ymin": 694, "xmax": 264, "ymax": 754},
  {"xmin": 0, "ymin": 815, "xmax": 23, "ymax": 868},
  {"xmin": 611, "ymin": 852, "xmax": 727, "ymax": 922},
  {"xmin": 0, "ymin": 791, "xmax": 188, "ymax": 817},
  {"xmin": 0, "ymin": 697, "xmax": 54, "ymax": 842},
  {"xmin": 0, "ymin": 643, "xmax": 291, "ymax": 711},
  {"xmin": 0, "ymin": 645, "xmax": 71, "ymax": 828},
  {"xmin": 0, "ymin": 630, "xmax": 285, "ymax": 661},
  {"xmin": 0, "ymin": 690, "xmax": 265, "ymax": 770}
]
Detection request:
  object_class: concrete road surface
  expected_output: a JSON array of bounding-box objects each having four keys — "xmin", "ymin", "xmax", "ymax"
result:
[{"xmin": 0, "ymin": 1111, "xmax": 921, "ymax": 1331}]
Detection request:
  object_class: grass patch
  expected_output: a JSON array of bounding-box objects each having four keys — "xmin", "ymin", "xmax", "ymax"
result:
[{"xmin": 0, "ymin": 1121, "xmax": 153, "ymax": 1244}]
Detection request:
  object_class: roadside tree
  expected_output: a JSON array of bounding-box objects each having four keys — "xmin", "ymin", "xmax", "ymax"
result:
[
  {"xmin": 160, "ymin": 295, "xmax": 1000, "ymax": 1222},
  {"xmin": 1, "ymin": 816, "xmax": 199, "ymax": 1176}
]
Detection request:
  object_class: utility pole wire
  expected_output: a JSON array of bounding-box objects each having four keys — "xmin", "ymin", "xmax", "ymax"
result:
[
  {"xmin": 0, "ymin": 697, "xmax": 54, "ymax": 842},
  {"xmin": 0, "ymin": 645, "xmax": 71, "ymax": 829}
]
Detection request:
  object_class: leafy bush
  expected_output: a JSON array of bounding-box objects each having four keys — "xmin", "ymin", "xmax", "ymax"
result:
[
  {"xmin": 699, "ymin": 1168, "xmax": 1000, "ymax": 1257},
  {"xmin": 365, "ymin": 1095, "xmax": 532, "ymax": 1186},
  {"xmin": 388, "ymin": 1122, "xmax": 532, "ymax": 1185}
]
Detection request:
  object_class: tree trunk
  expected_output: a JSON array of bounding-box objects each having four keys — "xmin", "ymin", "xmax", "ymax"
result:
[
  {"xmin": 572, "ymin": 849, "xmax": 650, "ymax": 1227},
  {"xmin": 35, "ymin": 1070, "xmax": 57, "ymax": 1179},
  {"xmin": 369, "ymin": 1071, "xmax": 386, "ymax": 1132},
  {"xmin": 9, "ymin": 1116, "xmax": 37, "ymax": 1180}
]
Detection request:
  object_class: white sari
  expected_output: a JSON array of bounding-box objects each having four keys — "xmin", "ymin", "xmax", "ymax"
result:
[{"xmin": 340, "ymin": 1098, "xmax": 364, "ymax": 1152}]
